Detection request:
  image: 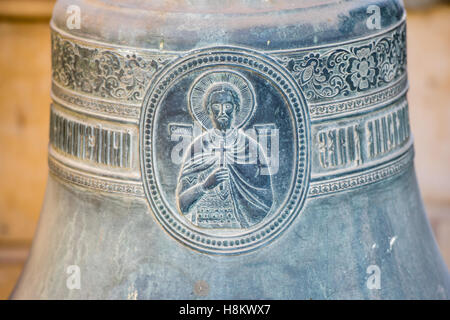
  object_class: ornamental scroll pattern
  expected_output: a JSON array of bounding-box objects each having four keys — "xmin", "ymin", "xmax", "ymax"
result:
[
  {"xmin": 51, "ymin": 23, "xmax": 406, "ymax": 105},
  {"xmin": 51, "ymin": 32, "xmax": 177, "ymax": 103},
  {"xmin": 276, "ymin": 23, "xmax": 407, "ymax": 103}
]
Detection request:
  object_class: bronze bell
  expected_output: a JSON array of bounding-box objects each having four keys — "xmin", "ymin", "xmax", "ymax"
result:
[{"xmin": 11, "ymin": 0, "xmax": 450, "ymax": 299}]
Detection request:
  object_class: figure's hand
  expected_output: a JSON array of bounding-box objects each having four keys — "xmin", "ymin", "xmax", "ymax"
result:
[{"xmin": 202, "ymin": 168, "xmax": 229, "ymax": 190}]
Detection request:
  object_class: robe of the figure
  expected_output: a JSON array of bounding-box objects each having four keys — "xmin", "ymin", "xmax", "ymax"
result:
[{"xmin": 176, "ymin": 129, "xmax": 273, "ymax": 229}]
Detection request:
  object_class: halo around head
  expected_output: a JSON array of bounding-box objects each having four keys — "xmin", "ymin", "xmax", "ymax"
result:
[{"xmin": 189, "ymin": 70, "xmax": 256, "ymax": 130}]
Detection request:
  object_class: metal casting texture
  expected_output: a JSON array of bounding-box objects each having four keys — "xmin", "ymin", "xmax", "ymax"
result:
[{"xmin": 11, "ymin": 0, "xmax": 450, "ymax": 299}]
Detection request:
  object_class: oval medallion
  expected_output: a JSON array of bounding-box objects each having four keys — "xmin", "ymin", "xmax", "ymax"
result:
[{"xmin": 140, "ymin": 47, "xmax": 310, "ymax": 254}]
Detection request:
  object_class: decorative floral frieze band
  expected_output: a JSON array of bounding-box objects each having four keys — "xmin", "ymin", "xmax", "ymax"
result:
[
  {"xmin": 51, "ymin": 30, "xmax": 177, "ymax": 104},
  {"xmin": 51, "ymin": 20, "xmax": 407, "ymax": 122},
  {"xmin": 274, "ymin": 22, "xmax": 406, "ymax": 104}
]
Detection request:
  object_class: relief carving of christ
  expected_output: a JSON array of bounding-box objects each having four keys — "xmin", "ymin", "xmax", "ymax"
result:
[{"xmin": 176, "ymin": 71, "xmax": 273, "ymax": 229}]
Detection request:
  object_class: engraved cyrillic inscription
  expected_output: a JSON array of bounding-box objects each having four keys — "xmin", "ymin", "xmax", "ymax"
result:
[
  {"xmin": 366, "ymin": 102, "xmax": 410, "ymax": 159},
  {"xmin": 318, "ymin": 124, "xmax": 363, "ymax": 169},
  {"xmin": 50, "ymin": 108, "xmax": 132, "ymax": 168},
  {"xmin": 313, "ymin": 99, "xmax": 410, "ymax": 174}
]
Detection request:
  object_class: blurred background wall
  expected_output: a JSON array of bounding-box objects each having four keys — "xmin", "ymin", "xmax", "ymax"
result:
[
  {"xmin": 0, "ymin": 0, "xmax": 449, "ymax": 299},
  {"xmin": 0, "ymin": 0, "xmax": 54, "ymax": 299}
]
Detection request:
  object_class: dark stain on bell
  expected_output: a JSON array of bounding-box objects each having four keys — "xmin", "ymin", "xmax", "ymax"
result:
[{"xmin": 193, "ymin": 280, "xmax": 210, "ymax": 297}]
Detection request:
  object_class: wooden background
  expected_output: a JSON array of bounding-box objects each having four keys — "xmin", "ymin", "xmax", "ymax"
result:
[{"xmin": 0, "ymin": 0, "xmax": 449, "ymax": 299}]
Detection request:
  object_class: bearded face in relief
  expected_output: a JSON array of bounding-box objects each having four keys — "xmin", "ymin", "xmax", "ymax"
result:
[{"xmin": 205, "ymin": 85, "xmax": 241, "ymax": 132}]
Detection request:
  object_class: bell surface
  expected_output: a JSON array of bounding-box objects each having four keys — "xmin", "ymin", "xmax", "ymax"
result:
[{"xmin": 12, "ymin": 0, "xmax": 450, "ymax": 299}]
